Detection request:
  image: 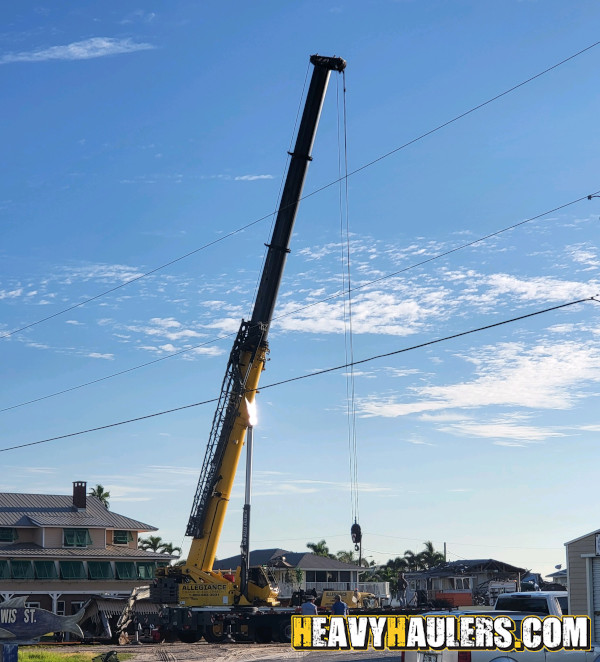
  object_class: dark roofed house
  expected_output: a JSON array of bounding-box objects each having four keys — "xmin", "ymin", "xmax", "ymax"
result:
[
  {"xmin": 0, "ymin": 481, "xmax": 174, "ymax": 620},
  {"xmin": 213, "ymin": 548, "xmax": 390, "ymax": 601},
  {"xmin": 406, "ymin": 558, "xmax": 527, "ymax": 607}
]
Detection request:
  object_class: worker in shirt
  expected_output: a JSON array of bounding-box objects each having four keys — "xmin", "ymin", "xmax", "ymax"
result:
[
  {"xmin": 301, "ymin": 595, "xmax": 318, "ymax": 615},
  {"xmin": 331, "ymin": 594, "xmax": 349, "ymax": 616}
]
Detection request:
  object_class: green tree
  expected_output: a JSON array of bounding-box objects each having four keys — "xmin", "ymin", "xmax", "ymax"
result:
[
  {"xmin": 159, "ymin": 541, "xmax": 182, "ymax": 556},
  {"xmin": 402, "ymin": 549, "xmax": 421, "ymax": 571},
  {"xmin": 336, "ymin": 550, "xmax": 375, "ymax": 567},
  {"xmin": 88, "ymin": 484, "xmax": 110, "ymax": 509},
  {"xmin": 417, "ymin": 540, "xmax": 445, "ymax": 570},
  {"xmin": 306, "ymin": 540, "xmax": 334, "ymax": 559},
  {"xmin": 138, "ymin": 535, "xmax": 163, "ymax": 552}
]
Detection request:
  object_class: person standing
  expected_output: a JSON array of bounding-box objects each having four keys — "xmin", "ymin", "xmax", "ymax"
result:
[
  {"xmin": 397, "ymin": 572, "xmax": 408, "ymax": 606},
  {"xmin": 301, "ymin": 595, "xmax": 318, "ymax": 615},
  {"xmin": 331, "ymin": 594, "xmax": 349, "ymax": 616}
]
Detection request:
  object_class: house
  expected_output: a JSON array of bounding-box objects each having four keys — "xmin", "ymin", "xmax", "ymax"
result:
[
  {"xmin": 545, "ymin": 567, "xmax": 567, "ymax": 587},
  {"xmin": 0, "ymin": 481, "xmax": 174, "ymax": 616},
  {"xmin": 565, "ymin": 527, "xmax": 600, "ymax": 641},
  {"xmin": 406, "ymin": 558, "xmax": 527, "ymax": 607},
  {"xmin": 213, "ymin": 548, "xmax": 390, "ymax": 600}
]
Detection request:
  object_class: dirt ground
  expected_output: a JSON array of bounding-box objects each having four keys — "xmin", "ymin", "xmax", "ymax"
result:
[
  {"xmin": 38, "ymin": 641, "xmax": 403, "ymax": 661},
  {"xmin": 37, "ymin": 642, "xmax": 306, "ymax": 662}
]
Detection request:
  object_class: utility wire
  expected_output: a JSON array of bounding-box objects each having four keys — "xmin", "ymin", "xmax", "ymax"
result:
[
  {"xmin": 365, "ymin": 533, "xmax": 565, "ymax": 551},
  {"xmin": 2, "ymin": 188, "xmax": 597, "ymax": 415},
  {"xmin": 2, "ymin": 40, "xmax": 598, "ymax": 342},
  {"xmin": 0, "ymin": 296, "xmax": 593, "ymax": 453}
]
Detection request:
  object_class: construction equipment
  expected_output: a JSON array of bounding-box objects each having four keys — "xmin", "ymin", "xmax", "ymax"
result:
[
  {"xmin": 148, "ymin": 54, "xmax": 346, "ymax": 643},
  {"xmin": 291, "ymin": 588, "xmax": 380, "ymax": 610}
]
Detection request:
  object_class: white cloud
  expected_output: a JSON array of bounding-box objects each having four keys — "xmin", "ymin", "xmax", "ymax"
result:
[
  {"xmin": 87, "ymin": 352, "xmax": 114, "ymax": 360},
  {"xmin": 234, "ymin": 175, "xmax": 274, "ymax": 181},
  {"xmin": 0, "ymin": 37, "xmax": 155, "ymax": 65},
  {"xmin": 484, "ymin": 273, "xmax": 595, "ymax": 302},
  {"xmin": 0, "ymin": 288, "xmax": 23, "ymax": 299},
  {"xmin": 62, "ymin": 263, "xmax": 143, "ymax": 284},
  {"xmin": 125, "ymin": 317, "xmax": 205, "ymax": 342},
  {"xmin": 439, "ymin": 420, "xmax": 563, "ymax": 442},
  {"xmin": 119, "ymin": 10, "xmax": 157, "ymax": 25},
  {"xmin": 357, "ymin": 340, "xmax": 600, "ymax": 419}
]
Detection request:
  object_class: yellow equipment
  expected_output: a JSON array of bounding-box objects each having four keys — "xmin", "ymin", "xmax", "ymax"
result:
[{"xmin": 150, "ymin": 55, "xmax": 346, "ymax": 626}]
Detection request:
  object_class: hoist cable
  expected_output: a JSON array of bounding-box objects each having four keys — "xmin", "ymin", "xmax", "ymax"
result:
[
  {"xmin": 342, "ymin": 71, "xmax": 360, "ymax": 524},
  {"xmin": 337, "ymin": 74, "xmax": 360, "ymax": 526}
]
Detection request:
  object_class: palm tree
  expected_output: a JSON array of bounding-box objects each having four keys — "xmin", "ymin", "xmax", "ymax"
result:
[
  {"xmin": 88, "ymin": 484, "xmax": 110, "ymax": 509},
  {"xmin": 402, "ymin": 549, "xmax": 421, "ymax": 572},
  {"xmin": 159, "ymin": 541, "xmax": 182, "ymax": 556},
  {"xmin": 336, "ymin": 550, "xmax": 358, "ymax": 564},
  {"xmin": 306, "ymin": 540, "xmax": 334, "ymax": 559},
  {"xmin": 417, "ymin": 541, "xmax": 445, "ymax": 570},
  {"xmin": 138, "ymin": 535, "xmax": 163, "ymax": 552},
  {"xmin": 336, "ymin": 550, "xmax": 375, "ymax": 567}
]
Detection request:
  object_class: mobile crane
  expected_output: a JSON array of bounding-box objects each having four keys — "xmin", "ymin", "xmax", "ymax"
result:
[{"xmin": 149, "ymin": 54, "xmax": 346, "ymax": 644}]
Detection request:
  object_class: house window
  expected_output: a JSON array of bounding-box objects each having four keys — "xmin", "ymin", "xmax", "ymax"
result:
[
  {"xmin": 0, "ymin": 528, "xmax": 18, "ymax": 542},
  {"xmin": 88, "ymin": 561, "xmax": 114, "ymax": 580},
  {"xmin": 71, "ymin": 601, "xmax": 85, "ymax": 614},
  {"xmin": 57, "ymin": 601, "xmax": 65, "ymax": 616},
  {"xmin": 113, "ymin": 531, "xmax": 133, "ymax": 545},
  {"xmin": 59, "ymin": 560, "xmax": 86, "ymax": 579},
  {"xmin": 451, "ymin": 577, "xmax": 471, "ymax": 590},
  {"xmin": 315, "ymin": 571, "xmax": 327, "ymax": 582},
  {"xmin": 306, "ymin": 571, "xmax": 316, "ymax": 582},
  {"xmin": 0, "ymin": 560, "xmax": 9, "ymax": 579},
  {"xmin": 115, "ymin": 561, "xmax": 136, "ymax": 579},
  {"xmin": 11, "ymin": 560, "xmax": 34, "ymax": 579},
  {"xmin": 137, "ymin": 562, "xmax": 156, "ymax": 579},
  {"xmin": 63, "ymin": 528, "xmax": 92, "ymax": 548},
  {"xmin": 34, "ymin": 560, "xmax": 58, "ymax": 579},
  {"xmin": 339, "ymin": 571, "xmax": 351, "ymax": 582}
]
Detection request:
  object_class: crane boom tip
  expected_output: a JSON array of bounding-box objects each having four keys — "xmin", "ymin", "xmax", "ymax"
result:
[{"xmin": 310, "ymin": 54, "xmax": 346, "ymax": 72}]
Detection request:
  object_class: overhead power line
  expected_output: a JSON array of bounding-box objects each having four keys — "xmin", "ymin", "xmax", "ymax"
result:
[
  {"xmin": 2, "ymin": 188, "xmax": 598, "ymax": 415},
  {"xmin": 1, "ymin": 40, "xmax": 598, "ymax": 342},
  {"xmin": 0, "ymin": 296, "xmax": 593, "ymax": 454}
]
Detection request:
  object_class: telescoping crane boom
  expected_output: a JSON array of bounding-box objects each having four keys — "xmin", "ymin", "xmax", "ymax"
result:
[{"xmin": 151, "ymin": 56, "xmax": 346, "ymax": 639}]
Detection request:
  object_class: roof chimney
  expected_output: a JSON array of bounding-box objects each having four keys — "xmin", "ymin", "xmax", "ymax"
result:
[{"xmin": 73, "ymin": 481, "xmax": 87, "ymax": 510}]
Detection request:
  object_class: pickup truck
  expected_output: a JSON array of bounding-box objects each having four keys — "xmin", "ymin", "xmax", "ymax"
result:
[
  {"xmin": 493, "ymin": 591, "xmax": 568, "ymax": 616},
  {"xmin": 404, "ymin": 592, "xmax": 597, "ymax": 662}
]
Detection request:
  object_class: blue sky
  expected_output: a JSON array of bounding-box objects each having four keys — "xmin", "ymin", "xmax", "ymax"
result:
[{"xmin": 2, "ymin": 1, "xmax": 600, "ymax": 579}]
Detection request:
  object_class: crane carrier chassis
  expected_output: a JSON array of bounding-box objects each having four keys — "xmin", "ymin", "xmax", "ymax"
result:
[{"xmin": 156, "ymin": 603, "xmax": 448, "ymax": 644}]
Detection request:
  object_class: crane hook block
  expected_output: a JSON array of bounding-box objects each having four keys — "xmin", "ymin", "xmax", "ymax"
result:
[{"xmin": 351, "ymin": 522, "xmax": 362, "ymax": 544}]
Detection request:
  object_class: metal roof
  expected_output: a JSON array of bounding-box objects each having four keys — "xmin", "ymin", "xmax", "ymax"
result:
[
  {"xmin": 564, "ymin": 529, "xmax": 600, "ymax": 546},
  {"xmin": 213, "ymin": 548, "xmax": 363, "ymax": 572},
  {"xmin": 406, "ymin": 558, "xmax": 527, "ymax": 578},
  {"xmin": 0, "ymin": 543, "xmax": 174, "ymax": 560},
  {"xmin": 0, "ymin": 492, "xmax": 157, "ymax": 531}
]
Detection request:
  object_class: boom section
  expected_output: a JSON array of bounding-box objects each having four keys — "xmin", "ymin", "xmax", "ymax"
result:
[{"xmin": 185, "ymin": 54, "xmax": 346, "ymax": 573}]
